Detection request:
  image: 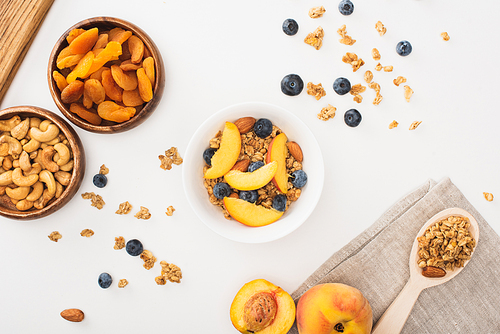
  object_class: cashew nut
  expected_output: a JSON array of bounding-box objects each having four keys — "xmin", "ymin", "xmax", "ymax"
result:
[
  {"xmin": 54, "ymin": 171, "xmax": 71, "ymax": 186},
  {"xmin": 55, "ymin": 181, "xmax": 64, "ymax": 198},
  {"xmin": 0, "ymin": 135, "xmax": 22, "ymax": 156},
  {"xmin": 39, "ymin": 170, "xmax": 56, "ymax": 196},
  {"xmin": 23, "ymin": 138, "xmax": 41, "ymax": 153},
  {"xmin": 45, "ymin": 137, "xmax": 60, "ymax": 146},
  {"xmin": 39, "ymin": 120, "xmax": 51, "ymax": 132},
  {"xmin": 10, "ymin": 198, "xmax": 19, "ymax": 205},
  {"xmin": 12, "ymin": 159, "xmax": 20, "ymax": 168},
  {"xmin": 30, "ymin": 118, "xmax": 41, "ymax": 129},
  {"xmin": 5, "ymin": 186, "xmax": 30, "ymax": 200},
  {"xmin": 10, "ymin": 118, "xmax": 30, "ymax": 140},
  {"xmin": 53, "ymin": 143, "xmax": 71, "ymax": 166},
  {"xmin": 19, "ymin": 151, "xmax": 32, "ymax": 173},
  {"xmin": 0, "ymin": 186, "xmax": 5, "ymax": 195},
  {"xmin": 3, "ymin": 156, "xmax": 12, "ymax": 170},
  {"xmin": 26, "ymin": 181, "xmax": 44, "ymax": 201},
  {"xmin": 0, "ymin": 143, "xmax": 8, "ymax": 156},
  {"xmin": 12, "ymin": 167, "xmax": 38, "ymax": 187},
  {"xmin": 0, "ymin": 170, "xmax": 12, "ymax": 185},
  {"xmin": 0, "ymin": 115, "xmax": 21, "ymax": 131},
  {"xmin": 40, "ymin": 146, "xmax": 59, "ymax": 173},
  {"xmin": 29, "ymin": 124, "xmax": 59, "ymax": 143},
  {"xmin": 16, "ymin": 199, "xmax": 34, "ymax": 211},
  {"xmin": 60, "ymin": 160, "xmax": 74, "ymax": 172},
  {"xmin": 25, "ymin": 163, "xmax": 42, "ymax": 176},
  {"xmin": 34, "ymin": 188, "xmax": 54, "ymax": 209}
]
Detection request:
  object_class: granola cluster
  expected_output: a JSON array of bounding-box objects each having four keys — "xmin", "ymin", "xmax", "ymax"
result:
[
  {"xmin": 140, "ymin": 250, "xmax": 157, "ymax": 270},
  {"xmin": 307, "ymin": 82, "xmax": 326, "ymax": 100},
  {"xmin": 114, "ymin": 236, "xmax": 125, "ymax": 250},
  {"xmin": 159, "ymin": 147, "xmax": 183, "ymax": 170},
  {"xmin": 304, "ymin": 26, "xmax": 324, "ymax": 50},
  {"xmin": 48, "ymin": 231, "xmax": 62, "ymax": 242},
  {"xmin": 342, "ymin": 52, "xmax": 365, "ymax": 72},
  {"xmin": 134, "ymin": 206, "xmax": 151, "ymax": 220},
  {"xmin": 115, "ymin": 201, "xmax": 133, "ymax": 215},
  {"xmin": 156, "ymin": 261, "xmax": 182, "ymax": 285},
  {"xmin": 417, "ymin": 215, "xmax": 476, "ymax": 271},
  {"xmin": 317, "ymin": 104, "xmax": 336, "ymax": 121},
  {"xmin": 80, "ymin": 229, "xmax": 94, "ymax": 237},
  {"xmin": 337, "ymin": 24, "xmax": 356, "ymax": 46},
  {"xmin": 81, "ymin": 192, "xmax": 105, "ymax": 209}
]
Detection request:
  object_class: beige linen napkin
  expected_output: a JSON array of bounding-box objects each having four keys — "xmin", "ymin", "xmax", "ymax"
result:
[{"xmin": 288, "ymin": 178, "xmax": 500, "ymax": 333}]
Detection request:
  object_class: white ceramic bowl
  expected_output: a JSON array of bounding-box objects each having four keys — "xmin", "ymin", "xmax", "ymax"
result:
[{"xmin": 182, "ymin": 102, "xmax": 324, "ymax": 243}]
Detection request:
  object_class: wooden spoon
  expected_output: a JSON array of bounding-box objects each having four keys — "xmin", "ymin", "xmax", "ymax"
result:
[{"xmin": 372, "ymin": 207, "xmax": 479, "ymax": 334}]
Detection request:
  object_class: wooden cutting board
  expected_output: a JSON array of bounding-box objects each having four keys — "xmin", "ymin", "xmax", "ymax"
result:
[{"xmin": 0, "ymin": 0, "xmax": 54, "ymax": 103}]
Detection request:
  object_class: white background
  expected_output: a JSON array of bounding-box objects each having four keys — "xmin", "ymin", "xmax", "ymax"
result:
[{"xmin": 1, "ymin": 0, "xmax": 499, "ymax": 332}]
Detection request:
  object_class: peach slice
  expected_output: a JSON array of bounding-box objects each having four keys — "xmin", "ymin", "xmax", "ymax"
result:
[
  {"xmin": 224, "ymin": 161, "xmax": 278, "ymax": 191},
  {"xmin": 230, "ymin": 279, "xmax": 296, "ymax": 334},
  {"xmin": 204, "ymin": 122, "xmax": 241, "ymax": 179},
  {"xmin": 266, "ymin": 133, "xmax": 288, "ymax": 194},
  {"xmin": 223, "ymin": 197, "xmax": 283, "ymax": 227}
]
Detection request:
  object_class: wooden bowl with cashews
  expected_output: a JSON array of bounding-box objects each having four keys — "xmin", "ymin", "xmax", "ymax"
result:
[
  {"xmin": 0, "ymin": 106, "xmax": 85, "ymax": 220},
  {"xmin": 48, "ymin": 17, "xmax": 165, "ymax": 133}
]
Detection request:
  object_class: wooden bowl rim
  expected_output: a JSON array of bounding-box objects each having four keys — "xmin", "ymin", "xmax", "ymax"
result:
[
  {"xmin": 0, "ymin": 106, "xmax": 86, "ymax": 220},
  {"xmin": 48, "ymin": 16, "xmax": 165, "ymax": 134}
]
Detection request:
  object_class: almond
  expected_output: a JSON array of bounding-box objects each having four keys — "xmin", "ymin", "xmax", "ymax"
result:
[
  {"xmin": 422, "ymin": 266, "xmax": 446, "ymax": 278},
  {"xmin": 287, "ymin": 141, "xmax": 303, "ymax": 162},
  {"xmin": 234, "ymin": 117, "xmax": 256, "ymax": 134},
  {"xmin": 60, "ymin": 308, "xmax": 84, "ymax": 322},
  {"xmin": 229, "ymin": 192, "xmax": 239, "ymax": 199},
  {"xmin": 231, "ymin": 159, "xmax": 250, "ymax": 172}
]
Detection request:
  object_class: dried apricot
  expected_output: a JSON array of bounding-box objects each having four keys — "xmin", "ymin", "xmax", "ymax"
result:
[
  {"xmin": 143, "ymin": 57, "xmax": 155, "ymax": 85},
  {"xmin": 53, "ymin": 71, "xmax": 68, "ymax": 91},
  {"xmin": 66, "ymin": 51, "xmax": 94, "ymax": 83},
  {"xmin": 97, "ymin": 101, "xmax": 136, "ymax": 122},
  {"xmin": 84, "ymin": 79, "xmax": 106, "ymax": 105},
  {"xmin": 119, "ymin": 40, "xmax": 131, "ymax": 61},
  {"xmin": 57, "ymin": 46, "xmax": 73, "ymax": 63},
  {"xmin": 68, "ymin": 27, "xmax": 99, "ymax": 54},
  {"xmin": 101, "ymin": 69, "xmax": 123, "ymax": 102},
  {"xmin": 137, "ymin": 68, "xmax": 153, "ymax": 102},
  {"xmin": 111, "ymin": 65, "xmax": 138, "ymax": 91},
  {"xmin": 86, "ymin": 41, "xmax": 122, "ymax": 76},
  {"xmin": 120, "ymin": 60, "xmax": 142, "ymax": 71},
  {"xmin": 61, "ymin": 80, "xmax": 84, "ymax": 104},
  {"xmin": 89, "ymin": 67, "xmax": 108, "ymax": 81},
  {"xmin": 143, "ymin": 47, "xmax": 152, "ymax": 59},
  {"xmin": 128, "ymin": 35, "xmax": 144, "ymax": 64},
  {"xmin": 122, "ymin": 89, "xmax": 144, "ymax": 107},
  {"xmin": 93, "ymin": 33, "xmax": 109, "ymax": 51},
  {"xmin": 57, "ymin": 53, "xmax": 84, "ymax": 70},
  {"xmin": 83, "ymin": 90, "xmax": 93, "ymax": 109},
  {"xmin": 66, "ymin": 28, "xmax": 86, "ymax": 44},
  {"xmin": 70, "ymin": 103, "xmax": 102, "ymax": 126},
  {"xmin": 109, "ymin": 28, "xmax": 132, "ymax": 44}
]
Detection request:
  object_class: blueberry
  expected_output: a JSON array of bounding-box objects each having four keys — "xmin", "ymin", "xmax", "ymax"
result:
[
  {"xmin": 338, "ymin": 0, "xmax": 354, "ymax": 15},
  {"xmin": 333, "ymin": 77, "xmax": 351, "ymax": 95},
  {"xmin": 239, "ymin": 190, "xmax": 259, "ymax": 203},
  {"xmin": 290, "ymin": 170, "xmax": 308, "ymax": 188},
  {"xmin": 254, "ymin": 119, "xmax": 273, "ymax": 138},
  {"xmin": 272, "ymin": 194, "xmax": 287, "ymax": 212},
  {"xmin": 281, "ymin": 74, "xmax": 304, "ymax": 96},
  {"xmin": 344, "ymin": 109, "xmax": 362, "ymax": 127},
  {"xmin": 203, "ymin": 148, "xmax": 217, "ymax": 165},
  {"xmin": 282, "ymin": 18, "xmax": 299, "ymax": 36},
  {"xmin": 93, "ymin": 174, "xmax": 107, "ymax": 188},
  {"xmin": 396, "ymin": 40, "xmax": 412, "ymax": 56},
  {"xmin": 213, "ymin": 182, "xmax": 231, "ymax": 199},
  {"xmin": 126, "ymin": 239, "xmax": 143, "ymax": 256},
  {"xmin": 248, "ymin": 161, "xmax": 265, "ymax": 173},
  {"xmin": 98, "ymin": 272, "xmax": 112, "ymax": 289}
]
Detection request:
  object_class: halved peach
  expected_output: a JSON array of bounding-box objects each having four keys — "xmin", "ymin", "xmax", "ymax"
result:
[
  {"xmin": 224, "ymin": 161, "xmax": 277, "ymax": 190},
  {"xmin": 266, "ymin": 133, "xmax": 288, "ymax": 193},
  {"xmin": 230, "ymin": 279, "xmax": 296, "ymax": 334},
  {"xmin": 223, "ymin": 197, "xmax": 283, "ymax": 227},
  {"xmin": 204, "ymin": 122, "xmax": 241, "ymax": 179}
]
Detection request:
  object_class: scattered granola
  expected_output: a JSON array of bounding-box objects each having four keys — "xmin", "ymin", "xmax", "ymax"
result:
[
  {"xmin": 159, "ymin": 147, "xmax": 183, "ymax": 170},
  {"xmin": 99, "ymin": 164, "xmax": 109, "ymax": 175},
  {"xmin": 80, "ymin": 229, "xmax": 94, "ymax": 237},
  {"xmin": 350, "ymin": 83, "xmax": 366, "ymax": 95},
  {"xmin": 441, "ymin": 32, "xmax": 450, "ymax": 41},
  {"xmin": 342, "ymin": 52, "xmax": 364, "ymax": 72},
  {"xmin": 114, "ymin": 236, "xmax": 125, "ymax": 250},
  {"xmin": 417, "ymin": 215, "xmax": 476, "ymax": 272},
  {"xmin": 375, "ymin": 63, "xmax": 382, "ymax": 71},
  {"xmin": 389, "ymin": 120, "xmax": 399, "ymax": 129},
  {"xmin": 368, "ymin": 81, "xmax": 382, "ymax": 105},
  {"xmin": 364, "ymin": 71, "xmax": 373, "ymax": 84},
  {"xmin": 155, "ymin": 276, "xmax": 167, "ymax": 285},
  {"xmin": 353, "ymin": 95, "xmax": 363, "ymax": 103},
  {"xmin": 383, "ymin": 65, "xmax": 393, "ymax": 72},
  {"xmin": 118, "ymin": 279, "xmax": 128, "ymax": 288},
  {"xmin": 81, "ymin": 192, "xmax": 105, "ymax": 209},
  {"xmin": 483, "ymin": 192, "xmax": 494, "ymax": 202},
  {"xmin": 337, "ymin": 24, "xmax": 356, "ymax": 45},
  {"xmin": 393, "ymin": 76, "xmax": 407, "ymax": 86},
  {"xmin": 309, "ymin": 6, "xmax": 326, "ymax": 18},
  {"xmin": 48, "ymin": 231, "xmax": 62, "ymax": 242},
  {"xmin": 375, "ymin": 21, "xmax": 386, "ymax": 36},
  {"xmin": 404, "ymin": 85, "xmax": 414, "ymax": 102},
  {"xmin": 304, "ymin": 26, "xmax": 324, "ymax": 50},
  {"xmin": 373, "ymin": 93, "xmax": 383, "ymax": 105},
  {"xmin": 165, "ymin": 205, "xmax": 175, "ymax": 216},
  {"xmin": 134, "ymin": 206, "xmax": 151, "ymax": 220},
  {"xmin": 140, "ymin": 250, "xmax": 157, "ymax": 270},
  {"xmin": 372, "ymin": 48, "xmax": 381, "ymax": 61},
  {"xmin": 409, "ymin": 121, "xmax": 422, "ymax": 130},
  {"xmin": 116, "ymin": 201, "xmax": 132, "ymax": 215},
  {"xmin": 317, "ymin": 104, "xmax": 336, "ymax": 121},
  {"xmin": 306, "ymin": 82, "xmax": 326, "ymax": 100},
  {"xmin": 158, "ymin": 261, "xmax": 182, "ymax": 283}
]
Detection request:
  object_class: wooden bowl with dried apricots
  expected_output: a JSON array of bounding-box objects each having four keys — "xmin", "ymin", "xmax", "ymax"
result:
[
  {"xmin": 48, "ymin": 17, "xmax": 165, "ymax": 133},
  {"xmin": 0, "ymin": 106, "xmax": 85, "ymax": 220}
]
